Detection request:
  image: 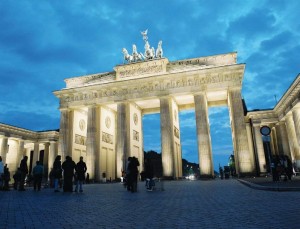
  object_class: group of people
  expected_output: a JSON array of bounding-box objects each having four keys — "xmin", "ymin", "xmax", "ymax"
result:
[
  {"xmin": 124, "ymin": 156, "xmax": 156, "ymax": 192},
  {"xmin": 51, "ymin": 155, "xmax": 87, "ymax": 193},
  {"xmin": 271, "ymin": 155, "xmax": 293, "ymax": 182},
  {"xmin": 0, "ymin": 154, "xmax": 87, "ymax": 193}
]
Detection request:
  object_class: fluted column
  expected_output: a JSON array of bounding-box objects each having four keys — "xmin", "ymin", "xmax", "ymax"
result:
[
  {"xmin": 270, "ymin": 127, "xmax": 278, "ymax": 156},
  {"xmin": 228, "ymin": 89, "xmax": 255, "ymax": 175},
  {"xmin": 33, "ymin": 142, "xmax": 40, "ymax": 164},
  {"xmin": 285, "ymin": 114, "xmax": 300, "ymax": 162},
  {"xmin": 160, "ymin": 97, "xmax": 175, "ymax": 178},
  {"xmin": 58, "ymin": 109, "xmax": 70, "ymax": 159},
  {"xmin": 16, "ymin": 140, "xmax": 25, "ymax": 168},
  {"xmin": 86, "ymin": 106, "xmax": 99, "ymax": 180},
  {"xmin": 44, "ymin": 143, "xmax": 50, "ymax": 177},
  {"xmin": 116, "ymin": 103, "xmax": 129, "ymax": 178},
  {"xmin": 275, "ymin": 122, "xmax": 290, "ymax": 156},
  {"xmin": 0, "ymin": 136, "xmax": 8, "ymax": 164},
  {"xmin": 49, "ymin": 141, "xmax": 57, "ymax": 172},
  {"xmin": 194, "ymin": 93, "xmax": 214, "ymax": 178},
  {"xmin": 292, "ymin": 108, "xmax": 300, "ymax": 149},
  {"xmin": 253, "ymin": 126, "xmax": 267, "ymax": 173}
]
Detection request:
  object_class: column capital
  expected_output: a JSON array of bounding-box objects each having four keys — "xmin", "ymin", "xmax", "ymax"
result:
[{"xmin": 44, "ymin": 142, "xmax": 50, "ymax": 147}]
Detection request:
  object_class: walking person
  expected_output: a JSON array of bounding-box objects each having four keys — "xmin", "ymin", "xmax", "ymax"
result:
[
  {"xmin": 32, "ymin": 161, "xmax": 44, "ymax": 191},
  {"xmin": 0, "ymin": 156, "xmax": 4, "ymax": 190},
  {"xmin": 19, "ymin": 156, "xmax": 28, "ymax": 191},
  {"xmin": 62, "ymin": 156, "xmax": 76, "ymax": 192},
  {"xmin": 53, "ymin": 155, "xmax": 62, "ymax": 192},
  {"xmin": 75, "ymin": 156, "xmax": 87, "ymax": 192}
]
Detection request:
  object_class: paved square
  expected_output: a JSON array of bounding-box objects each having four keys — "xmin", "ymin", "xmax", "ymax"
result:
[{"xmin": 0, "ymin": 180, "xmax": 300, "ymax": 229}]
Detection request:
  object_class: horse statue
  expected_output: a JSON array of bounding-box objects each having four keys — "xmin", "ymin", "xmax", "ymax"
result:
[
  {"xmin": 132, "ymin": 44, "xmax": 143, "ymax": 62},
  {"xmin": 122, "ymin": 48, "xmax": 133, "ymax": 63},
  {"xmin": 144, "ymin": 41, "xmax": 155, "ymax": 60},
  {"xmin": 155, "ymin": 40, "xmax": 163, "ymax": 58}
]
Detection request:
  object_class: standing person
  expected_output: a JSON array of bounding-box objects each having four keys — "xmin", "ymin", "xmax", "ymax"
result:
[
  {"xmin": 62, "ymin": 156, "xmax": 76, "ymax": 192},
  {"xmin": 129, "ymin": 156, "xmax": 140, "ymax": 193},
  {"xmin": 3, "ymin": 165, "xmax": 10, "ymax": 191},
  {"xmin": 75, "ymin": 156, "xmax": 87, "ymax": 192},
  {"xmin": 19, "ymin": 156, "xmax": 28, "ymax": 191},
  {"xmin": 53, "ymin": 155, "xmax": 62, "ymax": 192},
  {"xmin": 125, "ymin": 157, "xmax": 132, "ymax": 192},
  {"xmin": 32, "ymin": 161, "xmax": 44, "ymax": 191},
  {"xmin": 0, "ymin": 156, "xmax": 4, "ymax": 190},
  {"xmin": 144, "ymin": 158, "xmax": 154, "ymax": 191}
]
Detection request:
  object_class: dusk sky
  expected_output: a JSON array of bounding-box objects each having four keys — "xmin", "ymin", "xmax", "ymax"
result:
[{"xmin": 1, "ymin": 1, "xmax": 299, "ymax": 170}]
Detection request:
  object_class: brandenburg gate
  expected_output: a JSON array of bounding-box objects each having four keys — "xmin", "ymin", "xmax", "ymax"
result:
[{"xmin": 53, "ymin": 32, "xmax": 255, "ymax": 180}]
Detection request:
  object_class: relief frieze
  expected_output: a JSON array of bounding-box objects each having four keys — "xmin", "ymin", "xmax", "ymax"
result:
[
  {"xmin": 133, "ymin": 130, "xmax": 139, "ymax": 141},
  {"xmin": 75, "ymin": 134, "xmax": 86, "ymax": 146},
  {"xmin": 118, "ymin": 65, "xmax": 163, "ymax": 79},
  {"xmin": 59, "ymin": 71, "xmax": 243, "ymax": 107},
  {"xmin": 102, "ymin": 132, "xmax": 113, "ymax": 144}
]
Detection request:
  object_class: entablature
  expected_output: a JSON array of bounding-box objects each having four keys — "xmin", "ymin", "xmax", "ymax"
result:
[{"xmin": 54, "ymin": 64, "xmax": 245, "ymax": 109}]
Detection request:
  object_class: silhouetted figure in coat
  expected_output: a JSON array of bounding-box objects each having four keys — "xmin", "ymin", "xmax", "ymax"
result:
[
  {"xmin": 144, "ymin": 159, "xmax": 154, "ymax": 191},
  {"xmin": 53, "ymin": 155, "xmax": 62, "ymax": 192},
  {"xmin": 128, "ymin": 156, "xmax": 140, "ymax": 193},
  {"xmin": 62, "ymin": 156, "xmax": 76, "ymax": 192},
  {"xmin": 19, "ymin": 156, "xmax": 28, "ymax": 191}
]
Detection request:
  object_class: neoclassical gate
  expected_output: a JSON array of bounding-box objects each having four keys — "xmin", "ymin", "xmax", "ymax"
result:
[{"xmin": 54, "ymin": 35, "xmax": 256, "ymax": 180}]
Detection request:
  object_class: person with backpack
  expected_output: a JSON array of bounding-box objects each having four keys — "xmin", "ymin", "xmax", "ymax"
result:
[{"xmin": 32, "ymin": 161, "xmax": 44, "ymax": 191}]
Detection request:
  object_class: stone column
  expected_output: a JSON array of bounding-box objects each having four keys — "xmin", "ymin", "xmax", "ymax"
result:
[
  {"xmin": 58, "ymin": 109, "xmax": 70, "ymax": 159},
  {"xmin": 228, "ymin": 89, "xmax": 255, "ymax": 175},
  {"xmin": 194, "ymin": 93, "xmax": 214, "ymax": 178},
  {"xmin": 48, "ymin": 141, "xmax": 57, "ymax": 172},
  {"xmin": 116, "ymin": 103, "xmax": 129, "ymax": 178},
  {"xmin": 160, "ymin": 97, "xmax": 175, "ymax": 178},
  {"xmin": 44, "ymin": 143, "xmax": 50, "ymax": 177},
  {"xmin": 246, "ymin": 122, "xmax": 256, "ymax": 174},
  {"xmin": 253, "ymin": 125, "xmax": 267, "ymax": 174},
  {"xmin": 16, "ymin": 140, "xmax": 25, "ymax": 168},
  {"xmin": 276, "ymin": 122, "xmax": 291, "ymax": 156},
  {"xmin": 0, "ymin": 136, "xmax": 8, "ymax": 164},
  {"xmin": 86, "ymin": 106, "xmax": 99, "ymax": 180},
  {"xmin": 286, "ymin": 114, "xmax": 300, "ymax": 167},
  {"xmin": 32, "ymin": 142, "xmax": 40, "ymax": 164},
  {"xmin": 292, "ymin": 108, "xmax": 300, "ymax": 145},
  {"xmin": 270, "ymin": 126, "xmax": 278, "ymax": 156}
]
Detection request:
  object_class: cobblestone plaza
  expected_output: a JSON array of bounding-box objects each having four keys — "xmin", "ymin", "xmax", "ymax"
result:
[{"xmin": 0, "ymin": 180, "xmax": 300, "ymax": 229}]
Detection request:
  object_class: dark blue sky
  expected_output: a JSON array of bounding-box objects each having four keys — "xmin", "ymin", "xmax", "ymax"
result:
[{"xmin": 0, "ymin": 1, "xmax": 299, "ymax": 169}]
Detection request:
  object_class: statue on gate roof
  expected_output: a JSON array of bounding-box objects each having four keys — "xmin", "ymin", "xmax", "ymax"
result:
[{"xmin": 121, "ymin": 29, "xmax": 163, "ymax": 64}]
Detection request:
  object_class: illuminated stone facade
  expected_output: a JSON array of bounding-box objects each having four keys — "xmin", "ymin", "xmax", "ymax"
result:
[
  {"xmin": 247, "ymin": 73, "xmax": 300, "ymax": 171},
  {"xmin": 54, "ymin": 52, "xmax": 256, "ymax": 179},
  {"xmin": 0, "ymin": 124, "xmax": 59, "ymax": 176}
]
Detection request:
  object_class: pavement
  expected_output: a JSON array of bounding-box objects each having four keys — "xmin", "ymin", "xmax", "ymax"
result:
[
  {"xmin": 0, "ymin": 179, "xmax": 300, "ymax": 229},
  {"xmin": 238, "ymin": 175, "xmax": 300, "ymax": 191}
]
